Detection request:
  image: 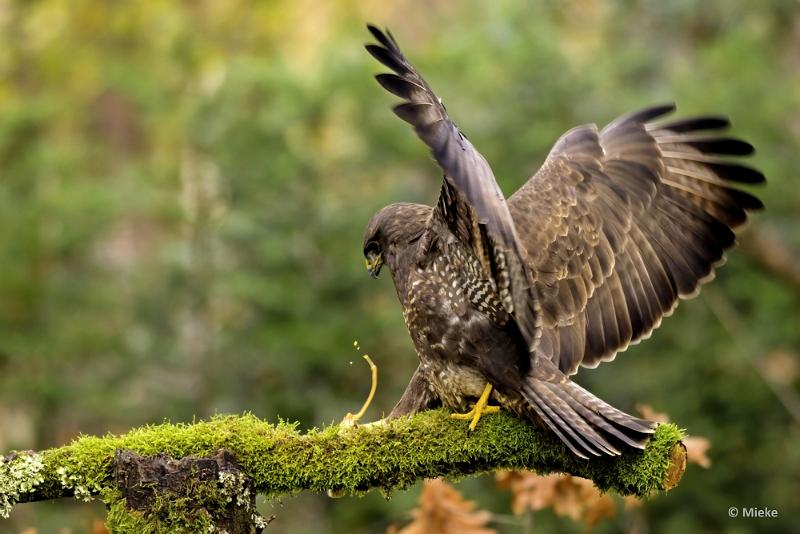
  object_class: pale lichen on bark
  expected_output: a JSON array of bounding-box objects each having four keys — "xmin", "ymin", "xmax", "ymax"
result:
[{"xmin": 0, "ymin": 452, "xmax": 46, "ymax": 518}]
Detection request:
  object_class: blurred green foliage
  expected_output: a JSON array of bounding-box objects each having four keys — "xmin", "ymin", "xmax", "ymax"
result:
[{"xmin": 0, "ymin": 0, "xmax": 798, "ymax": 532}]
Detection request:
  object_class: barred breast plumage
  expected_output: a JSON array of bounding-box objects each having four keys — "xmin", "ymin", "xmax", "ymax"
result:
[{"xmin": 400, "ymin": 235, "xmax": 523, "ymax": 410}]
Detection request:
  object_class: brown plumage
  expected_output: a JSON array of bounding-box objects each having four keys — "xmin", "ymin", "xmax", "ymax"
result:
[{"xmin": 361, "ymin": 25, "xmax": 763, "ymax": 458}]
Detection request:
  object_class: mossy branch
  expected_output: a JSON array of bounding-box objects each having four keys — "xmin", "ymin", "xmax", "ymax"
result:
[{"xmin": 1, "ymin": 409, "xmax": 686, "ymax": 527}]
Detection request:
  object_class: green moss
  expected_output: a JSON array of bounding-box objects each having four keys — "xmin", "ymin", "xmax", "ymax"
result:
[
  {"xmin": 104, "ymin": 488, "xmax": 217, "ymax": 533},
  {"xmin": 102, "ymin": 465, "xmax": 263, "ymax": 533},
  {"xmin": 2, "ymin": 410, "xmax": 686, "ymax": 526},
  {"xmin": 104, "ymin": 490, "xmax": 156, "ymax": 533}
]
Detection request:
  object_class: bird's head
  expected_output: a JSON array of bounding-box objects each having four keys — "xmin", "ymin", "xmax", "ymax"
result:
[{"xmin": 362, "ymin": 203, "xmax": 432, "ymax": 279}]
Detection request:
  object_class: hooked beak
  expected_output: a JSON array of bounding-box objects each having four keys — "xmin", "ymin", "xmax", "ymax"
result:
[{"xmin": 365, "ymin": 252, "xmax": 383, "ymax": 278}]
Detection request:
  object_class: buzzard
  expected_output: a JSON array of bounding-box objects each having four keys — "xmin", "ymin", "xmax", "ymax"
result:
[{"xmin": 361, "ymin": 25, "xmax": 763, "ymax": 458}]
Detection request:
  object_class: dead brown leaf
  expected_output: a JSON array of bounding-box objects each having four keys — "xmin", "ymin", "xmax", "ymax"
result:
[
  {"xmin": 553, "ymin": 476, "xmax": 615, "ymax": 528},
  {"xmin": 623, "ymin": 495, "xmax": 645, "ymax": 510},
  {"xmin": 391, "ymin": 478, "xmax": 496, "ymax": 534},
  {"xmin": 635, "ymin": 403, "xmax": 670, "ymax": 424},
  {"xmin": 495, "ymin": 471, "xmax": 615, "ymax": 528},
  {"xmin": 496, "ymin": 470, "xmax": 560, "ymax": 515},
  {"xmin": 684, "ymin": 436, "xmax": 712, "ymax": 468},
  {"xmin": 636, "ymin": 405, "xmax": 712, "ymax": 469},
  {"xmin": 90, "ymin": 519, "xmax": 109, "ymax": 534}
]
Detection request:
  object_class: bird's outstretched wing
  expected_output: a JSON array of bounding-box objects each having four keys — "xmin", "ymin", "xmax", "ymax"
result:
[
  {"xmin": 366, "ymin": 25, "xmax": 540, "ymax": 348},
  {"xmin": 508, "ymin": 105, "xmax": 764, "ymax": 375}
]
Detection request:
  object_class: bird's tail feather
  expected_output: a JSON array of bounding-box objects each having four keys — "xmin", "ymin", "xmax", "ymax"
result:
[{"xmin": 521, "ymin": 379, "xmax": 656, "ymax": 459}]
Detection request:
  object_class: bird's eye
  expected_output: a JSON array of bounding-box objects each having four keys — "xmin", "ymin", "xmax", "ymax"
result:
[{"xmin": 364, "ymin": 240, "xmax": 381, "ymax": 257}]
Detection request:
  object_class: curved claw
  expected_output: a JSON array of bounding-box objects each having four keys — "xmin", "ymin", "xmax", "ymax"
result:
[{"xmin": 450, "ymin": 383, "xmax": 500, "ymax": 431}]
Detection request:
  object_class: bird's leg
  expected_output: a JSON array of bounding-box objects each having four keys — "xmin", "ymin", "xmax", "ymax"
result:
[
  {"xmin": 450, "ymin": 382, "xmax": 500, "ymax": 431},
  {"xmin": 386, "ymin": 364, "xmax": 439, "ymax": 420},
  {"xmin": 341, "ymin": 355, "xmax": 378, "ymax": 427}
]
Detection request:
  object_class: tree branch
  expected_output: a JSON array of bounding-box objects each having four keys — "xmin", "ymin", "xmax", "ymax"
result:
[{"xmin": 1, "ymin": 410, "xmax": 686, "ymax": 530}]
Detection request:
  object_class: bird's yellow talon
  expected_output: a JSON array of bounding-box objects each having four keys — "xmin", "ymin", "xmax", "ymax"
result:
[
  {"xmin": 342, "ymin": 355, "xmax": 378, "ymax": 427},
  {"xmin": 450, "ymin": 383, "xmax": 500, "ymax": 431}
]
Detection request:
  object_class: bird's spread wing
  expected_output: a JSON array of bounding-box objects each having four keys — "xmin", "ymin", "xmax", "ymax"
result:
[
  {"xmin": 366, "ymin": 25, "xmax": 540, "ymax": 348},
  {"xmin": 508, "ymin": 104, "xmax": 764, "ymax": 375}
]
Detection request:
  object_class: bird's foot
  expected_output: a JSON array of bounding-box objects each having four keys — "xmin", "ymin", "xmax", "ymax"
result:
[
  {"xmin": 450, "ymin": 382, "xmax": 500, "ymax": 431},
  {"xmin": 341, "ymin": 355, "xmax": 378, "ymax": 428}
]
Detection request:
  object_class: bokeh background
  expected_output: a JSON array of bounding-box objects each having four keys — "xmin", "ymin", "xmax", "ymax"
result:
[{"xmin": 1, "ymin": 0, "xmax": 799, "ymax": 532}]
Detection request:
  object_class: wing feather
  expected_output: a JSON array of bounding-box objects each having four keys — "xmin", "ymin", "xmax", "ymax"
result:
[
  {"xmin": 508, "ymin": 105, "xmax": 763, "ymax": 374},
  {"xmin": 366, "ymin": 25, "xmax": 541, "ymax": 348}
]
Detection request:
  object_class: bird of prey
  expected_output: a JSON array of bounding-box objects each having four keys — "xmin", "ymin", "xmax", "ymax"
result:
[{"xmin": 361, "ymin": 25, "xmax": 763, "ymax": 458}]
